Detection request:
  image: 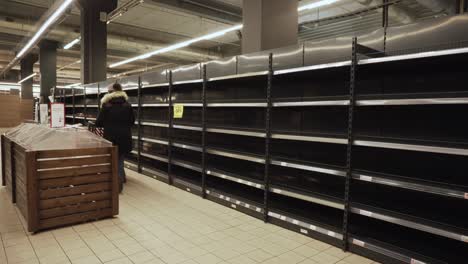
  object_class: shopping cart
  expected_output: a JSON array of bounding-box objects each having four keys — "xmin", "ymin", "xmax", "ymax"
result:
[{"xmin": 87, "ymin": 121, "xmax": 104, "ymax": 137}]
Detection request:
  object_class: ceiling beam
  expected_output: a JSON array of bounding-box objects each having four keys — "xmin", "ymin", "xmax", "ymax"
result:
[{"xmin": 147, "ymin": 0, "xmax": 242, "ymax": 24}]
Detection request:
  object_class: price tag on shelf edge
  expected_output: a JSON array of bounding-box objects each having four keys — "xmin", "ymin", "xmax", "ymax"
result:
[{"xmin": 173, "ymin": 104, "xmax": 184, "ymax": 118}]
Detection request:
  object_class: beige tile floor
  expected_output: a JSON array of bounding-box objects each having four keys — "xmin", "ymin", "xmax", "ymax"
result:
[{"xmin": 0, "ymin": 169, "xmax": 381, "ymax": 264}]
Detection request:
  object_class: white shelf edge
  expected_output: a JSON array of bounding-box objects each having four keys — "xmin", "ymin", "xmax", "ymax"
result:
[
  {"xmin": 274, "ymin": 61, "xmax": 352, "ymax": 75},
  {"xmin": 206, "ymin": 148, "xmax": 265, "ymax": 164},
  {"xmin": 268, "ymin": 210, "xmax": 343, "ymax": 240},
  {"xmin": 273, "ymin": 100, "xmax": 350, "ymax": 107},
  {"xmin": 271, "ymin": 133, "xmax": 348, "ymax": 145},
  {"xmin": 270, "ymin": 187, "xmax": 345, "ymax": 210},
  {"xmin": 356, "ymin": 97, "xmax": 468, "ymax": 106},
  {"xmin": 206, "ymin": 169, "xmax": 264, "ymax": 190},
  {"xmin": 208, "ymin": 71, "xmax": 269, "ymax": 82},
  {"xmin": 350, "ymin": 207, "xmax": 466, "ymax": 243},
  {"xmin": 270, "ymin": 159, "xmax": 347, "ymax": 177},
  {"xmin": 354, "ymin": 140, "xmax": 468, "ymax": 156},
  {"xmin": 352, "ymin": 172, "xmax": 468, "ymax": 200},
  {"xmin": 359, "ymin": 47, "xmax": 468, "ymax": 65},
  {"xmin": 206, "ymin": 128, "xmax": 266, "ymax": 138}
]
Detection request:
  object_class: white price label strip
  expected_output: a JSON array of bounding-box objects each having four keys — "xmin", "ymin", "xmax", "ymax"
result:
[
  {"xmin": 462, "ymin": 235, "xmax": 468, "ymax": 243},
  {"xmin": 309, "ymin": 225, "xmax": 317, "ymax": 231},
  {"xmin": 256, "ymin": 208, "xmax": 261, "ymax": 212},
  {"xmin": 359, "ymin": 175, "xmax": 373, "ymax": 182},
  {"xmin": 300, "ymin": 229, "xmax": 308, "ymax": 234},
  {"xmin": 411, "ymin": 259, "xmax": 426, "ymax": 264},
  {"xmin": 236, "ymin": 201, "xmax": 241, "ymax": 205},
  {"xmin": 327, "ymin": 231, "xmax": 336, "ymax": 237},
  {"xmin": 186, "ymin": 188, "xmax": 191, "ymax": 192},
  {"xmin": 359, "ymin": 210, "xmax": 373, "ymax": 217},
  {"xmin": 352, "ymin": 239, "xmax": 365, "ymax": 247},
  {"xmin": 280, "ymin": 216, "xmax": 286, "ymax": 221},
  {"xmin": 292, "ymin": 220, "xmax": 299, "ymax": 225},
  {"xmin": 231, "ymin": 204, "xmax": 237, "ymax": 209}
]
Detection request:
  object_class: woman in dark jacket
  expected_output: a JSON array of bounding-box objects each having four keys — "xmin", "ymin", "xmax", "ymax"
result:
[{"xmin": 96, "ymin": 83, "xmax": 135, "ymax": 192}]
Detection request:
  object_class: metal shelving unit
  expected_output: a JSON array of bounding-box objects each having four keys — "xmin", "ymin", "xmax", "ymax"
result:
[{"xmin": 64, "ymin": 25, "xmax": 468, "ymax": 263}]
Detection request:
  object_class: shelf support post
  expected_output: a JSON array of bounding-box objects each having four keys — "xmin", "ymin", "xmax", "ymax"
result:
[
  {"xmin": 72, "ymin": 88, "xmax": 75, "ymax": 124},
  {"xmin": 137, "ymin": 76, "xmax": 143, "ymax": 173},
  {"xmin": 263, "ymin": 53, "xmax": 273, "ymax": 223},
  {"xmin": 168, "ymin": 71, "xmax": 174, "ymax": 185},
  {"xmin": 342, "ymin": 37, "xmax": 358, "ymax": 251},
  {"xmin": 202, "ymin": 64, "xmax": 208, "ymax": 198}
]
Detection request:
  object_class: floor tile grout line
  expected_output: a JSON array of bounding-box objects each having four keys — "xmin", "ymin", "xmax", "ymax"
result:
[
  {"xmin": 82, "ymin": 222, "xmax": 137, "ymax": 264},
  {"xmin": 12, "ymin": 205, "xmax": 40, "ymax": 264},
  {"xmin": 51, "ymin": 230, "xmax": 75, "ymax": 264}
]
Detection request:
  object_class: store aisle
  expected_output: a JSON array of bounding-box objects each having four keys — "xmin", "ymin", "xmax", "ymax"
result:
[{"xmin": 0, "ymin": 169, "xmax": 379, "ymax": 264}]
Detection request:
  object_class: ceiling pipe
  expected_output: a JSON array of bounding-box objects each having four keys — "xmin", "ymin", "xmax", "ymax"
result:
[
  {"xmin": 0, "ymin": 16, "xmax": 222, "ymax": 64},
  {"xmin": 0, "ymin": 0, "xmax": 73, "ymax": 77},
  {"xmin": 415, "ymin": 0, "xmax": 456, "ymax": 15}
]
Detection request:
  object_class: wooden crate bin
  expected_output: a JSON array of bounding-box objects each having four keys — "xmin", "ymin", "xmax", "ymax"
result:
[{"xmin": 1, "ymin": 134, "xmax": 119, "ymax": 232}]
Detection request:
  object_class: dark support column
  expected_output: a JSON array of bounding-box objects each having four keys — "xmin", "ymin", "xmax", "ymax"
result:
[
  {"xmin": 39, "ymin": 40, "xmax": 58, "ymax": 103},
  {"xmin": 77, "ymin": 0, "xmax": 117, "ymax": 84},
  {"xmin": 242, "ymin": 0, "xmax": 298, "ymax": 54},
  {"xmin": 20, "ymin": 54, "xmax": 38, "ymax": 99}
]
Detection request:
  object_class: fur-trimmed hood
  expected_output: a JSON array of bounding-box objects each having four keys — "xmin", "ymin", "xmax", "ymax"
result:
[{"xmin": 101, "ymin": 91, "xmax": 129, "ymax": 106}]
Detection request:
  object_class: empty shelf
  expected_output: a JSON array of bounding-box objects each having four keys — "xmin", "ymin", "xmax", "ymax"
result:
[
  {"xmin": 350, "ymin": 205, "xmax": 467, "ymax": 242},
  {"xmin": 359, "ymin": 46, "xmax": 468, "ymax": 65},
  {"xmin": 172, "ymin": 124, "xmax": 202, "ymax": 131},
  {"xmin": 142, "ymin": 83, "xmax": 170, "ymax": 88},
  {"xmin": 206, "ymin": 168, "xmax": 264, "ymax": 190},
  {"xmin": 207, "ymin": 102, "xmax": 267, "ymax": 107},
  {"xmin": 270, "ymin": 185, "xmax": 344, "ymax": 210},
  {"xmin": 273, "ymin": 100, "xmax": 350, "ymax": 107},
  {"xmin": 274, "ymin": 61, "xmax": 352, "ymax": 75},
  {"xmin": 171, "ymin": 159, "xmax": 202, "ymax": 173},
  {"xmin": 140, "ymin": 152, "xmax": 168, "ymax": 163},
  {"xmin": 141, "ymin": 121, "xmax": 169, "ymax": 128},
  {"xmin": 270, "ymin": 158, "xmax": 346, "ymax": 177},
  {"xmin": 141, "ymin": 137, "xmax": 169, "ymax": 145},
  {"xmin": 206, "ymin": 148, "xmax": 265, "ymax": 164},
  {"xmin": 207, "ymin": 127, "xmax": 266, "ymax": 138},
  {"xmin": 208, "ymin": 71, "xmax": 269, "ymax": 82},
  {"xmin": 352, "ymin": 171, "xmax": 468, "ymax": 200},
  {"xmin": 268, "ymin": 210, "xmax": 343, "ymax": 240},
  {"xmin": 172, "ymin": 79, "xmax": 203, "ymax": 85},
  {"xmin": 271, "ymin": 133, "xmax": 348, "ymax": 144},
  {"xmin": 142, "ymin": 103, "xmax": 169, "ymax": 107},
  {"xmin": 171, "ymin": 141, "xmax": 202, "ymax": 152},
  {"xmin": 354, "ymin": 139, "xmax": 468, "ymax": 156},
  {"xmin": 357, "ymin": 97, "xmax": 468, "ymax": 106}
]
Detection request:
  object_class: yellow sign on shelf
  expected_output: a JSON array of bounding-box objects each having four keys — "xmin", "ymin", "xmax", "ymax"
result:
[{"xmin": 173, "ymin": 104, "xmax": 184, "ymax": 118}]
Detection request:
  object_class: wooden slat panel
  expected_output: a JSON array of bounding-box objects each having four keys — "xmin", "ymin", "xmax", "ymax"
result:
[
  {"xmin": 39, "ymin": 191, "xmax": 111, "ymax": 210},
  {"xmin": 40, "ymin": 173, "xmax": 111, "ymax": 189},
  {"xmin": 37, "ymin": 148, "xmax": 111, "ymax": 159},
  {"xmin": 38, "ymin": 156, "xmax": 111, "ymax": 170},
  {"xmin": 40, "ymin": 200, "xmax": 111, "ymax": 219},
  {"xmin": 26, "ymin": 151, "xmax": 38, "ymax": 232},
  {"xmin": 16, "ymin": 193, "xmax": 28, "ymax": 220},
  {"xmin": 39, "ymin": 208, "xmax": 113, "ymax": 230},
  {"xmin": 38, "ymin": 165, "xmax": 111, "ymax": 180},
  {"xmin": 1, "ymin": 135, "xmax": 6, "ymax": 186},
  {"xmin": 40, "ymin": 182, "xmax": 112, "ymax": 199},
  {"xmin": 111, "ymin": 147, "xmax": 119, "ymax": 216}
]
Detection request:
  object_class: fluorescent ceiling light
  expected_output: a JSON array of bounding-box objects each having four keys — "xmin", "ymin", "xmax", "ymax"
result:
[
  {"xmin": 110, "ymin": 24, "xmax": 243, "ymax": 68},
  {"xmin": 298, "ymin": 0, "xmax": 341, "ymax": 11},
  {"xmin": 64, "ymin": 37, "xmax": 80, "ymax": 50},
  {"xmin": 18, "ymin": 73, "xmax": 37, "ymax": 84},
  {"xmin": 16, "ymin": 0, "xmax": 74, "ymax": 58}
]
